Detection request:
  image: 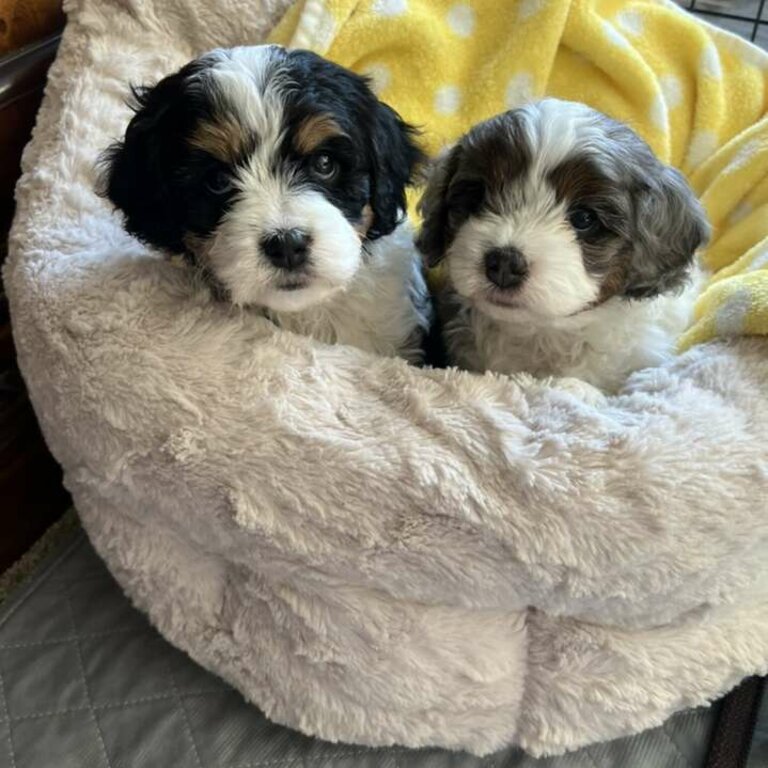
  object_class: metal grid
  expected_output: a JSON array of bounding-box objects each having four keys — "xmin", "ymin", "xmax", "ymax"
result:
[{"xmin": 684, "ymin": 0, "xmax": 768, "ymax": 45}]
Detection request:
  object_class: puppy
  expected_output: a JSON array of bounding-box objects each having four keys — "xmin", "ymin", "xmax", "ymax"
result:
[
  {"xmin": 100, "ymin": 45, "xmax": 430, "ymax": 362},
  {"xmin": 417, "ymin": 99, "xmax": 710, "ymax": 391}
]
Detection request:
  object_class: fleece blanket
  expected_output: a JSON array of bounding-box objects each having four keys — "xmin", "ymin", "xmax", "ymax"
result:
[
  {"xmin": 4, "ymin": 0, "xmax": 768, "ymax": 758},
  {"xmin": 271, "ymin": 0, "xmax": 768, "ymax": 350}
]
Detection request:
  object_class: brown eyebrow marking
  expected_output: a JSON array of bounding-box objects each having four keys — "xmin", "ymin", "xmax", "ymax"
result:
[
  {"xmin": 189, "ymin": 116, "xmax": 247, "ymax": 163},
  {"xmin": 294, "ymin": 113, "xmax": 345, "ymax": 154},
  {"xmin": 453, "ymin": 112, "xmax": 531, "ymax": 210},
  {"xmin": 481, "ymin": 113, "xmax": 531, "ymax": 192},
  {"xmin": 547, "ymin": 156, "xmax": 614, "ymax": 204}
]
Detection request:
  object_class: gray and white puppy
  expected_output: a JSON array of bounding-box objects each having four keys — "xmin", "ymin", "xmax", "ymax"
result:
[{"xmin": 417, "ymin": 99, "xmax": 710, "ymax": 390}]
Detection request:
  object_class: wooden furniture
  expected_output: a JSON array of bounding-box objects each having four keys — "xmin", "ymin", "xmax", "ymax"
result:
[
  {"xmin": 0, "ymin": 0, "xmax": 64, "ymax": 56},
  {"xmin": 1, "ymin": 0, "xmax": 68, "ymax": 572}
]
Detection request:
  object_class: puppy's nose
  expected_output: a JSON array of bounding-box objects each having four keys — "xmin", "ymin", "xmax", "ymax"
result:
[
  {"xmin": 484, "ymin": 246, "xmax": 528, "ymax": 290},
  {"xmin": 261, "ymin": 229, "xmax": 311, "ymax": 271}
]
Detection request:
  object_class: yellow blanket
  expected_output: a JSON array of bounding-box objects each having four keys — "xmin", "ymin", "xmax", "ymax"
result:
[{"xmin": 269, "ymin": 0, "xmax": 768, "ymax": 349}]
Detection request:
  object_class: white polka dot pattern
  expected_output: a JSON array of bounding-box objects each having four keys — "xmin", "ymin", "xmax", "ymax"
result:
[
  {"xmin": 616, "ymin": 9, "xmax": 643, "ymax": 36},
  {"xmin": 505, "ymin": 71, "xmax": 535, "ymax": 108},
  {"xmin": 659, "ymin": 75, "xmax": 683, "ymax": 109},
  {"xmin": 446, "ymin": 4, "xmax": 475, "ymax": 37},
  {"xmin": 701, "ymin": 43, "xmax": 723, "ymax": 79},
  {"xmin": 686, "ymin": 130, "xmax": 718, "ymax": 169},
  {"xmin": 434, "ymin": 84, "xmax": 462, "ymax": 114},
  {"xmin": 518, "ymin": 0, "xmax": 547, "ymax": 21},
  {"xmin": 724, "ymin": 139, "xmax": 762, "ymax": 174},
  {"xmin": 372, "ymin": 0, "xmax": 408, "ymax": 16},
  {"xmin": 363, "ymin": 63, "xmax": 392, "ymax": 94}
]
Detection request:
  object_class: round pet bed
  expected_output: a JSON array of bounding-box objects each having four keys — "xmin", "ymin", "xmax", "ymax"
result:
[{"xmin": 5, "ymin": 0, "xmax": 768, "ymax": 758}]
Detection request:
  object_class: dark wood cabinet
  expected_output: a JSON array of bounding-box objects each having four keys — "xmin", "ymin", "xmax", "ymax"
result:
[{"xmin": 1, "ymin": 1, "xmax": 68, "ymax": 571}]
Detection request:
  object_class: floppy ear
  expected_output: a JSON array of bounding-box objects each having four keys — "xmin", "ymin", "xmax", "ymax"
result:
[
  {"xmin": 415, "ymin": 144, "xmax": 462, "ymax": 268},
  {"xmin": 624, "ymin": 166, "xmax": 710, "ymax": 299},
  {"xmin": 97, "ymin": 64, "xmax": 200, "ymax": 254},
  {"xmin": 366, "ymin": 101, "xmax": 424, "ymax": 240}
]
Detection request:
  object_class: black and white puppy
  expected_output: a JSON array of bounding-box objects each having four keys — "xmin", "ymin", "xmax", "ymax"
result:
[
  {"xmin": 100, "ymin": 45, "xmax": 430, "ymax": 362},
  {"xmin": 417, "ymin": 99, "xmax": 710, "ymax": 391}
]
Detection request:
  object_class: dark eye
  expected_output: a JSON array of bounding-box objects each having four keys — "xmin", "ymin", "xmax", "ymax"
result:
[
  {"xmin": 206, "ymin": 170, "xmax": 233, "ymax": 196},
  {"xmin": 568, "ymin": 207, "xmax": 599, "ymax": 232},
  {"xmin": 310, "ymin": 153, "xmax": 338, "ymax": 181}
]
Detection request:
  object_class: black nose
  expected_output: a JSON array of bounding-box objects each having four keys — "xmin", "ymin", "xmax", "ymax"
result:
[
  {"xmin": 261, "ymin": 229, "xmax": 311, "ymax": 270},
  {"xmin": 484, "ymin": 246, "xmax": 528, "ymax": 290}
]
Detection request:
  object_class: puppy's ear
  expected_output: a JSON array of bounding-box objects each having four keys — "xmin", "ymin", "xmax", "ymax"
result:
[
  {"xmin": 366, "ymin": 101, "xmax": 424, "ymax": 240},
  {"xmin": 415, "ymin": 145, "xmax": 462, "ymax": 268},
  {"xmin": 97, "ymin": 63, "xmax": 200, "ymax": 253},
  {"xmin": 625, "ymin": 166, "xmax": 710, "ymax": 299}
]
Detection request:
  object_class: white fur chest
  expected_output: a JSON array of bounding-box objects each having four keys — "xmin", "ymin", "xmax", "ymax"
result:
[
  {"xmin": 267, "ymin": 225, "xmax": 429, "ymax": 362},
  {"xmin": 442, "ymin": 284, "xmax": 699, "ymax": 391}
]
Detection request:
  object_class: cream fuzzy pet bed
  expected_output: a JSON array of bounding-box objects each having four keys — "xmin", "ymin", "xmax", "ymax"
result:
[{"xmin": 6, "ymin": 0, "xmax": 768, "ymax": 758}]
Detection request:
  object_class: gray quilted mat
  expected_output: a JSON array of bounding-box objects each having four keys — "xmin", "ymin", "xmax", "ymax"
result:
[{"xmin": 0, "ymin": 526, "xmax": 753, "ymax": 768}]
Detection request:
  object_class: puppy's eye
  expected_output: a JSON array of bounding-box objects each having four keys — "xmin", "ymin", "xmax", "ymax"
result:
[
  {"xmin": 206, "ymin": 170, "xmax": 233, "ymax": 196},
  {"xmin": 568, "ymin": 207, "xmax": 599, "ymax": 232},
  {"xmin": 310, "ymin": 153, "xmax": 338, "ymax": 181}
]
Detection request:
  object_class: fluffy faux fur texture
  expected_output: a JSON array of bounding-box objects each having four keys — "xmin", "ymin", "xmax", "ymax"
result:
[{"xmin": 5, "ymin": 0, "xmax": 768, "ymax": 758}]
